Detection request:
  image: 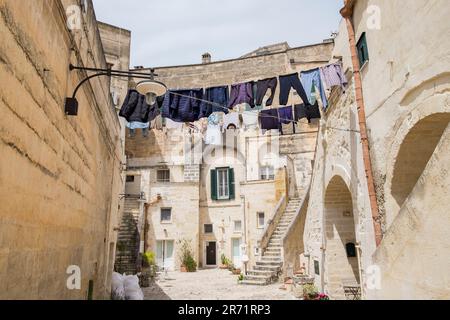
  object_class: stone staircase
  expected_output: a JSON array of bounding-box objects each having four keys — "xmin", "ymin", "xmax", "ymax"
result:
[
  {"xmin": 241, "ymin": 198, "xmax": 302, "ymax": 285},
  {"xmin": 114, "ymin": 198, "xmax": 141, "ymax": 275}
]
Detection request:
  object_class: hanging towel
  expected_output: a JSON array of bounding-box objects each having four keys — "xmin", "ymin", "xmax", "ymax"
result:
[
  {"xmin": 320, "ymin": 62, "xmax": 348, "ymax": 91},
  {"xmin": 259, "ymin": 109, "xmax": 279, "ymax": 131},
  {"xmin": 200, "ymin": 86, "xmax": 229, "ymax": 117},
  {"xmin": 205, "ymin": 124, "xmax": 223, "ymax": 145},
  {"xmin": 301, "ymin": 68, "xmax": 328, "ymax": 109}
]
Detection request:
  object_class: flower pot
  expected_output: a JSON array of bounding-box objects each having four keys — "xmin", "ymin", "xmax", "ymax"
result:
[
  {"xmin": 180, "ymin": 265, "xmax": 187, "ymax": 272},
  {"xmin": 219, "ymin": 264, "xmax": 228, "ymax": 270}
]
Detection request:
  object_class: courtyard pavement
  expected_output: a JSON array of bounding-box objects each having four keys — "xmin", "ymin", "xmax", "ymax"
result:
[{"xmin": 143, "ymin": 268, "xmax": 298, "ymax": 300}]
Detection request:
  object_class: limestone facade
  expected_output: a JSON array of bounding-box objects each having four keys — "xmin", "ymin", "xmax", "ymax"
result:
[
  {"xmin": 0, "ymin": 0, "xmax": 128, "ymax": 299},
  {"xmin": 302, "ymin": 0, "xmax": 450, "ymax": 299}
]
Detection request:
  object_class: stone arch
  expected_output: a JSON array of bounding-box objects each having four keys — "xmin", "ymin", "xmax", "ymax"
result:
[
  {"xmin": 324, "ymin": 175, "xmax": 360, "ymax": 300},
  {"xmin": 385, "ymin": 86, "xmax": 450, "ymax": 226}
]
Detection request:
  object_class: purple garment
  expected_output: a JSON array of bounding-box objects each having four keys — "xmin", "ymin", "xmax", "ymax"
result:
[
  {"xmin": 228, "ymin": 82, "xmax": 255, "ymax": 109},
  {"xmin": 259, "ymin": 109, "xmax": 279, "ymax": 131},
  {"xmin": 278, "ymin": 106, "xmax": 293, "ymax": 124},
  {"xmin": 320, "ymin": 62, "xmax": 348, "ymax": 91}
]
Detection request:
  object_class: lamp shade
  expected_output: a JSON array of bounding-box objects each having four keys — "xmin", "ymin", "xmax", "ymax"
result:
[{"xmin": 136, "ymin": 80, "xmax": 167, "ymax": 97}]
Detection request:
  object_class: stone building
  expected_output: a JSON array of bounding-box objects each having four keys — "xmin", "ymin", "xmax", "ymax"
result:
[
  {"xmin": 0, "ymin": 0, "xmax": 129, "ymax": 299},
  {"xmin": 301, "ymin": 0, "xmax": 450, "ymax": 300},
  {"xmin": 120, "ymin": 41, "xmax": 334, "ymax": 284}
]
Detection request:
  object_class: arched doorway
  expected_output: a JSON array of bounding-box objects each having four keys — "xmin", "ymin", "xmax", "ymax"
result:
[
  {"xmin": 324, "ymin": 176, "xmax": 360, "ymax": 299},
  {"xmin": 391, "ymin": 113, "xmax": 450, "ymax": 212}
]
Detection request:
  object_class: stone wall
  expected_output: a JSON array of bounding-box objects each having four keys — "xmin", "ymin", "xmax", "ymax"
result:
[{"xmin": 0, "ymin": 0, "xmax": 125, "ymax": 299}]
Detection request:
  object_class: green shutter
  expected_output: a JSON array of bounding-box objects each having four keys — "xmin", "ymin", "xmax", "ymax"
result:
[
  {"xmin": 228, "ymin": 168, "xmax": 235, "ymax": 200},
  {"xmin": 357, "ymin": 33, "xmax": 369, "ymax": 68},
  {"xmin": 211, "ymin": 169, "xmax": 217, "ymax": 200}
]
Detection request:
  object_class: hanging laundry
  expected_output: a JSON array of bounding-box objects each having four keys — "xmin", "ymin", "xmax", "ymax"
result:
[
  {"xmin": 165, "ymin": 118, "xmax": 183, "ymax": 129},
  {"xmin": 259, "ymin": 109, "xmax": 279, "ymax": 131},
  {"xmin": 161, "ymin": 89, "xmax": 204, "ymax": 123},
  {"xmin": 200, "ymin": 86, "xmax": 229, "ymax": 118},
  {"xmin": 300, "ymin": 68, "xmax": 328, "ymax": 109},
  {"xmin": 279, "ymin": 73, "xmax": 310, "ymax": 106},
  {"xmin": 277, "ymin": 106, "xmax": 294, "ymax": 135},
  {"xmin": 294, "ymin": 102, "xmax": 321, "ymax": 124},
  {"xmin": 320, "ymin": 62, "xmax": 348, "ymax": 91},
  {"xmin": 119, "ymin": 89, "xmax": 140, "ymax": 121},
  {"xmin": 228, "ymin": 82, "xmax": 255, "ymax": 109},
  {"xmin": 205, "ymin": 124, "xmax": 223, "ymax": 145},
  {"xmin": 150, "ymin": 115, "xmax": 163, "ymax": 130},
  {"xmin": 255, "ymin": 77, "xmax": 278, "ymax": 107},
  {"xmin": 207, "ymin": 112, "xmax": 222, "ymax": 126},
  {"xmin": 223, "ymin": 112, "xmax": 240, "ymax": 130}
]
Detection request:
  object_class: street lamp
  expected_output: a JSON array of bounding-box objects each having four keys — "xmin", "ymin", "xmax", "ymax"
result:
[{"xmin": 64, "ymin": 64, "xmax": 167, "ymax": 116}]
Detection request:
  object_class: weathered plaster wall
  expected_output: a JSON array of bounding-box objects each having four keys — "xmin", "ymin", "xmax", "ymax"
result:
[{"xmin": 0, "ymin": 0, "xmax": 125, "ymax": 299}]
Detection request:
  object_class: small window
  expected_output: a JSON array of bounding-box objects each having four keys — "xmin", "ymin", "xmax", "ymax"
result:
[
  {"xmin": 204, "ymin": 224, "xmax": 213, "ymax": 234},
  {"xmin": 126, "ymin": 176, "xmax": 135, "ymax": 183},
  {"xmin": 234, "ymin": 220, "xmax": 242, "ymax": 232},
  {"xmin": 254, "ymin": 247, "xmax": 260, "ymax": 256},
  {"xmin": 160, "ymin": 208, "xmax": 172, "ymax": 223},
  {"xmin": 257, "ymin": 212, "xmax": 265, "ymax": 228},
  {"xmin": 260, "ymin": 166, "xmax": 275, "ymax": 180},
  {"xmin": 346, "ymin": 243, "xmax": 357, "ymax": 258},
  {"xmin": 356, "ymin": 32, "xmax": 369, "ymax": 68},
  {"xmin": 157, "ymin": 169, "xmax": 170, "ymax": 183},
  {"xmin": 217, "ymin": 168, "xmax": 229, "ymax": 199}
]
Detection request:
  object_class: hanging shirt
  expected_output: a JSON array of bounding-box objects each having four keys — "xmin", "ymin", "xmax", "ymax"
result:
[
  {"xmin": 320, "ymin": 62, "xmax": 348, "ymax": 91},
  {"xmin": 301, "ymin": 68, "xmax": 328, "ymax": 109},
  {"xmin": 294, "ymin": 102, "xmax": 321, "ymax": 123},
  {"xmin": 205, "ymin": 124, "xmax": 222, "ymax": 145},
  {"xmin": 200, "ymin": 86, "xmax": 230, "ymax": 118}
]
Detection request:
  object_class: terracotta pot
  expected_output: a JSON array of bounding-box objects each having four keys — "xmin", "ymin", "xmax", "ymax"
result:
[
  {"xmin": 219, "ymin": 265, "xmax": 228, "ymax": 270},
  {"xmin": 180, "ymin": 265, "xmax": 187, "ymax": 272}
]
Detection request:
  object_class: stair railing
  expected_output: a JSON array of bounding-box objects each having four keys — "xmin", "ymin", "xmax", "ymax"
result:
[{"xmin": 258, "ymin": 195, "xmax": 287, "ymax": 256}]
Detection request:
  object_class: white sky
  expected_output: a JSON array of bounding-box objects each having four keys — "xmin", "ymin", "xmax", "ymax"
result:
[{"xmin": 92, "ymin": 0, "xmax": 343, "ymax": 68}]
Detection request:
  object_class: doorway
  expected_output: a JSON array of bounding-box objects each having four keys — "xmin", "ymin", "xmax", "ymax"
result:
[
  {"xmin": 156, "ymin": 240, "xmax": 174, "ymax": 271},
  {"xmin": 232, "ymin": 238, "xmax": 242, "ymax": 269},
  {"xmin": 205, "ymin": 241, "xmax": 217, "ymax": 266}
]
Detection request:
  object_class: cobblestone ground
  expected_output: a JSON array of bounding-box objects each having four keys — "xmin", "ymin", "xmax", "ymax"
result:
[{"xmin": 143, "ymin": 269, "xmax": 298, "ymax": 300}]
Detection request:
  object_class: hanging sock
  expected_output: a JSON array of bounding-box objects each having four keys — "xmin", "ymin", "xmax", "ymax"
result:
[
  {"xmin": 279, "ymin": 73, "xmax": 310, "ymax": 106},
  {"xmin": 300, "ymin": 68, "xmax": 328, "ymax": 109}
]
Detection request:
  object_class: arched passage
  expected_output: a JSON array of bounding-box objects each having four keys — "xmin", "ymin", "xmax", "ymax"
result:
[
  {"xmin": 324, "ymin": 176, "xmax": 360, "ymax": 299},
  {"xmin": 391, "ymin": 113, "xmax": 450, "ymax": 209}
]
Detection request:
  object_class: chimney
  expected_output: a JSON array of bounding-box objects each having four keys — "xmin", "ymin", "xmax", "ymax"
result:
[{"xmin": 202, "ymin": 52, "xmax": 211, "ymax": 64}]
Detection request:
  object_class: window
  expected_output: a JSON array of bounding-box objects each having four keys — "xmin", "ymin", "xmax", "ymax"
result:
[
  {"xmin": 234, "ymin": 220, "xmax": 242, "ymax": 232},
  {"xmin": 204, "ymin": 224, "xmax": 213, "ymax": 234},
  {"xmin": 160, "ymin": 208, "xmax": 172, "ymax": 223},
  {"xmin": 356, "ymin": 32, "xmax": 369, "ymax": 68},
  {"xmin": 257, "ymin": 212, "xmax": 265, "ymax": 228},
  {"xmin": 211, "ymin": 168, "xmax": 235, "ymax": 200},
  {"xmin": 260, "ymin": 166, "xmax": 275, "ymax": 180},
  {"xmin": 126, "ymin": 175, "xmax": 135, "ymax": 183},
  {"xmin": 157, "ymin": 169, "xmax": 170, "ymax": 183},
  {"xmin": 254, "ymin": 247, "xmax": 260, "ymax": 256}
]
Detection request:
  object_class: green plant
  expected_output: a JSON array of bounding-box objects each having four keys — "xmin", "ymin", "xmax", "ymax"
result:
[
  {"xmin": 142, "ymin": 251, "xmax": 155, "ymax": 268},
  {"xmin": 221, "ymin": 254, "xmax": 232, "ymax": 266},
  {"xmin": 238, "ymin": 274, "xmax": 244, "ymax": 282},
  {"xmin": 178, "ymin": 239, "xmax": 197, "ymax": 272},
  {"xmin": 303, "ymin": 284, "xmax": 319, "ymax": 300}
]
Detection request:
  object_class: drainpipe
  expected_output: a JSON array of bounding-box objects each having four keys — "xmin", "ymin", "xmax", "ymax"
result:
[{"xmin": 340, "ymin": 0, "xmax": 383, "ymax": 247}]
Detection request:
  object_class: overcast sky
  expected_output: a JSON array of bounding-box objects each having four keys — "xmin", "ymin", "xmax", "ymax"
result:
[{"xmin": 92, "ymin": 0, "xmax": 343, "ymax": 68}]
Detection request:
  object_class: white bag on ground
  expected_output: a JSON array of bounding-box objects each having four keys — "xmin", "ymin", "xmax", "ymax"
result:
[
  {"xmin": 123, "ymin": 275, "xmax": 144, "ymax": 300},
  {"xmin": 111, "ymin": 272, "xmax": 126, "ymax": 300}
]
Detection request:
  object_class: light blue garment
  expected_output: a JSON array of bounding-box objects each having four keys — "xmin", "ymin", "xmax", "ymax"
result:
[
  {"xmin": 126, "ymin": 121, "xmax": 150, "ymax": 130},
  {"xmin": 300, "ymin": 69, "xmax": 328, "ymax": 109},
  {"xmin": 207, "ymin": 112, "xmax": 221, "ymax": 125}
]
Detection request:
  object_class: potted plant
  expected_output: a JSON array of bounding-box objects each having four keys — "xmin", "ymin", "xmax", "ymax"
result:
[
  {"xmin": 220, "ymin": 254, "xmax": 230, "ymax": 269},
  {"xmin": 237, "ymin": 274, "xmax": 244, "ymax": 284},
  {"xmin": 140, "ymin": 251, "xmax": 156, "ymax": 287},
  {"xmin": 302, "ymin": 284, "xmax": 319, "ymax": 300},
  {"xmin": 178, "ymin": 239, "xmax": 197, "ymax": 272},
  {"xmin": 316, "ymin": 293, "xmax": 330, "ymax": 300},
  {"xmin": 232, "ymin": 267, "xmax": 241, "ymax": 275}
]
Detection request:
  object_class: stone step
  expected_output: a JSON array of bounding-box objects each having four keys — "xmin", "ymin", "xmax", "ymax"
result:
[
  {"xmin": 240, "ymin": 279, "xmax": 267, "ymax": 286},
  {"xmin": 247, "ymin": 270, "xmax": 274, "ymax": 277},
  {"xmin": 243, "ymin": 274, "xmax": 270, "ymax": 282},
  {"xmin": 256, "ymin": 261, "xmax": 283, "ymax": 267},
  {"xmin": 253, "ymin": 265, "xmax": 281, "ymax": 272},
  {"xmin": 261, "ymin": 257, "xmax": 282, "ymax": 262}
]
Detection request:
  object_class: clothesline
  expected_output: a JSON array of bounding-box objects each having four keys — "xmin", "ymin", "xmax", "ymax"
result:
[{"xmin": 169, "ymin": 92, "xmax": 360, "ymax": 133}]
